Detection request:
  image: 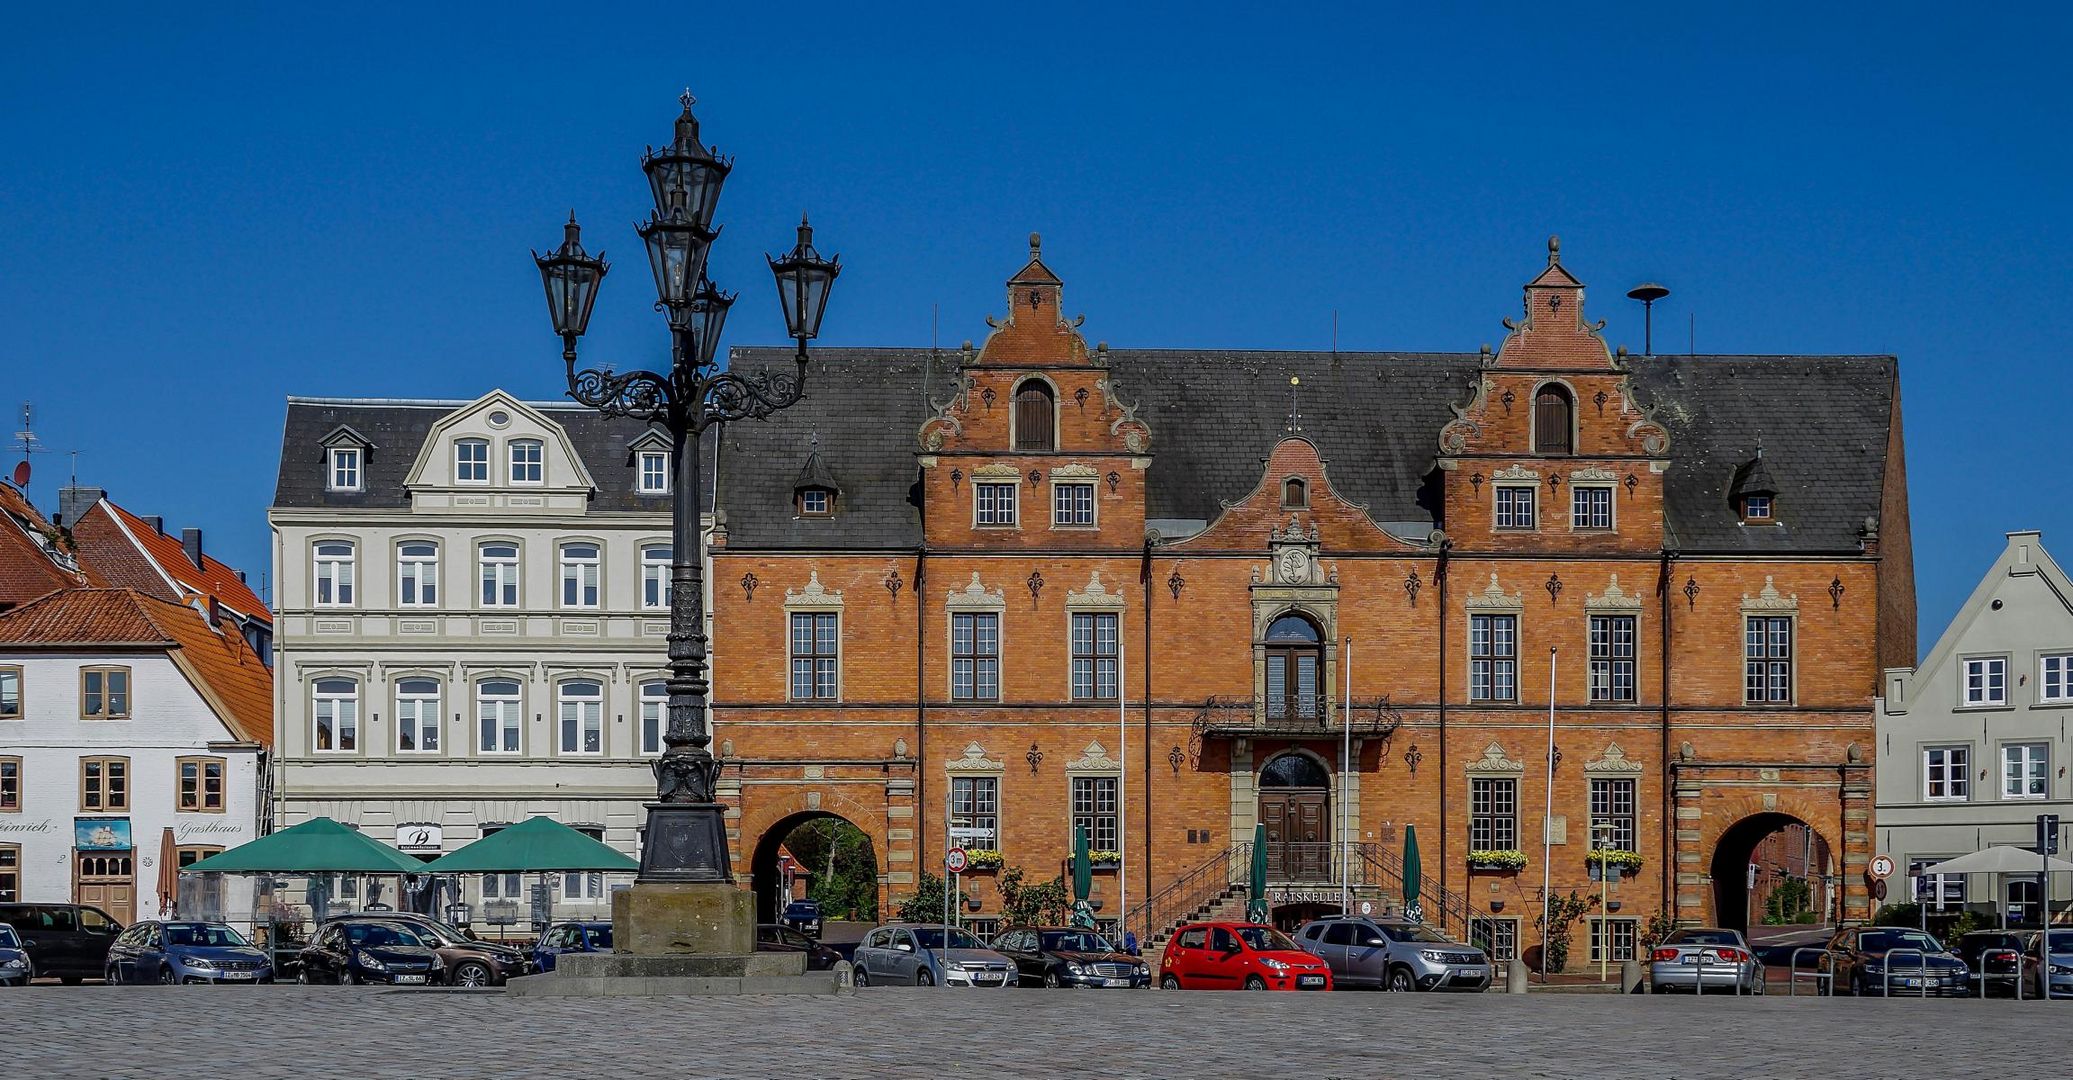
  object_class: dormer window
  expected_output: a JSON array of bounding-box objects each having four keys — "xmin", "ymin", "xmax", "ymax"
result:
[
  {"xmin": 328, "ymin": 447, "xmax": 362, "ymax": 492},
  {"xmin": 1013, "ymin": 379, "xmax": 1056, "ymax": 451},
  {"xmin": 638, "ymin": 450, "xmax": 669, "ymax": 494},
  {"xmin": 509, "ymin": 440, "xmax": 544, "ymax": 484},
  {"xmin": 1282, "ymin": 477, "xmax": 1308, "ymax": 509},
  {"xmin": 1533, "ymin": 384, "xmax": 1574, "ymax": 454},
  {"xmin": 455, "ymin": 439, "xmax": 490, "ymax": 484},
  {"xmin": 1730, "ymin": 452, "xmax": 1780, "ymax": 526},
  {"xmin": 798, "ymin": 488, "xmax": 834, "ymax": 516},
  {"xmin": 1742, "ymin": 494, "xmax": 1774, "ymax": 523}
]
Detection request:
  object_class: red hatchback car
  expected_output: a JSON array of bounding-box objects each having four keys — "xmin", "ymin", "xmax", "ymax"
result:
[{"xmin": 1159, "ymin": 922, "xmax": 1333, "ymax": 991}]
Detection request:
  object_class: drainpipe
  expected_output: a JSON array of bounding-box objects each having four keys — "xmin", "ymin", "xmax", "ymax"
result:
[
  {"xmin": 1659, "ymin": 548, "xmax": 1677, "ymax": 910},
  {"xmin": 914, "ymin": 546, "xmax": 928, "ymax": 874},
  {"xmin": 1436, "ymin": 541, "xmax": 1451, "ymax": 900},
  {"xmin": 1141, "ymin": 538, "xmax": 1156, "ymax": 894}
]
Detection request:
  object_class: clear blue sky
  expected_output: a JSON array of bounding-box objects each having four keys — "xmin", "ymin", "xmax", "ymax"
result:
[{"xmin": 4, "ymin": 3, "xmax": 2067, "ymax": 650}]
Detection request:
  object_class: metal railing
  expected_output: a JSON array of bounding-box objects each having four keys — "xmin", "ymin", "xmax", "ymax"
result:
[
  {"xmin": 1882, "ymin": 948, "xmax": 1930, "ymax": 998},
  {"xmin": 1357, "ymin": 844, "xmax": 1473, "ymax": 939},
  {"xmin": 1787, "ymin": 947, "xmax": 1832, "ymax": 996},
  {"xmin": 1977, "ymin": 952, "xmax": 2024, "ymax": 1000},
  {"xmin": 1123, "ymin": 843, "xmax": 1251, "ymax": 946}
]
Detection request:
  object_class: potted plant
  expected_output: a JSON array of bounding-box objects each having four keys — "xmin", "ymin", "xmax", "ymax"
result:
[
  {"xmin": 1466, "ymin": 849, "xmax": 1528, "ymax": 872},
  {"xmin": 1089, "ymin": 850, "xmax": 1122, "ymax": 870},
  {"xmin": 1584, "ymin": 849, "xmax": 1643, "ymax": 880},
  {"xmin": 964, "ymin": 849, "xmax": 1004, "ymax": 872}
]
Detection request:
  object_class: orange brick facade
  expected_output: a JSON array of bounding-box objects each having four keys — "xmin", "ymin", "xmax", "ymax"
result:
[{"xmin": 708, "ymin": 237, "xmax": 1908, "ymax": 947}]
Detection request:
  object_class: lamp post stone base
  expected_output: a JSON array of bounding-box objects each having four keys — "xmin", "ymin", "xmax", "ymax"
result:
[{"xmin": 613, "ymin": 881, "xmax": 755, "ymax": 956}]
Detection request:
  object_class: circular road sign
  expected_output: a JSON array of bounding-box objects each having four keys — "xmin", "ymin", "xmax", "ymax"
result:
[
  {"xmin": 945, "ymin": 848, "xmax": 969, "ymax": 874},
  {"xmin": 1359, "ymin": 901, "xmax": 1374, "ymax": 916},
  {"xmin": 1869, "ymin": 854, "xmax": 1896, "ymax": 880}
]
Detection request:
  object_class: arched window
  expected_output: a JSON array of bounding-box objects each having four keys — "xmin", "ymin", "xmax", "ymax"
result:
[
  {"xmin": 1533, "ymin": 384, "xmax": 1574, "ymax": 455},
  {"xmin": 314, "ymin": 541, "xmax": 355, "ymax": 607},
  {"xmin": 312, "ymin": 678, "xmax": 359, "ymax": 753},
  {"xmin": 639, "ymin": 681, "xmax": 667, "ymax": 755},
  {"xmin": 476, "ymin": 679, "xmax": 522, "ymax": 754},
  {"xmin": 1013, "ymin": 380, "xmax": 1056, "ymax": 451},
  {"xmin": 1282, "ymin": 477, "xmax": 1308, "ymax": 509},
  {"xmin": 395, "ymin": 678, "xmax": 441, "ymax": 753},
  {"xmin": 1259, "ymin": 751, "xmax": 1331, "ymax": 788},
  {"xmin": 1264, "ymin": 614, "xmax": 1323, "ymax": 723},
  {"xmin": 557, "ymin": 680, "xmax": 604, "ymax": 755}
]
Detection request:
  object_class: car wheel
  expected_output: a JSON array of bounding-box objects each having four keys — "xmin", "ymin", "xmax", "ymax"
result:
[
  {"xmin": 296, "ymin": 968, "xmax": 311, "ymax": 985},
  {"xmin": 1161, "ymin": 974, "xmax": 1182, "ymax": 991},
  {"xmin": 342, "ymin": 969, "xmax": 359, "ymax": 986},
  {"xmin": 915, "ymin": 968, "xmax": 934, "ymax": 987},
  {"xmin": 1387, "ymin": 967, "xmax": 1415, "ymax": 993},
  {"xmin": 1650, "ymin": 982, "xmax": 1668, "ymax": 994},
  {"xmin": 852, "ymin": 966, "xmax": 869, "ymax": 987},
  {"xmin": 1244, "ymin": 975, "xmax": 1268, "ymax": 991},
  {"xmin": 1043, "ymin": 969, "xmax": 1062, "ymax": 988},
  {"xmin": 159, "ymin": 967, "xmax": 176, "ymax": 985},
  {"xmin": 451, "ymin": 962, "xmax": 492, "ymax": 988}
]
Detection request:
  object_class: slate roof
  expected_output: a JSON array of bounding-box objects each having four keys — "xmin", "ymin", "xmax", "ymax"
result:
[
  {"xmin": 272, "ymin": 398, "xmax": 713, "ymax": 512},
  {"xmin": 717, "ymin": 348, "xmax": 1898, "ymax": 556}
]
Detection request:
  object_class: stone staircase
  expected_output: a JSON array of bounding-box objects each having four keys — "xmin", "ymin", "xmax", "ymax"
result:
[{"xmin": 1144, "ymin": 889, "xmax": 1255, "ymax": 975}]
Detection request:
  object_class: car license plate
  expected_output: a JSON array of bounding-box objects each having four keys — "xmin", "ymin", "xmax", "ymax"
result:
[
  {"xmin": 1683, "ymin": 956, "xmax": 1702, "ymax": 965},
  {"xmin": 1298, "ymin": 975, "xmax": 1325, "ymax": 988},
  {"xmin": 973, "ymin": 972, "xmax": 1003, "ymax": 982},
  {"xmin": 1103, "ymin": 977, "xmax": 1131, "ymax": 987},
  {"xmin": 1899, "ymin": 977, "xmax": 1920, "ymax": 987},
  {"xmin": 394, "ymin": 974, "xmax": 427, "ymax": 985},
  {"xmin": 221, "ymin": 971, "xmax": 254, "ymax": 980}
]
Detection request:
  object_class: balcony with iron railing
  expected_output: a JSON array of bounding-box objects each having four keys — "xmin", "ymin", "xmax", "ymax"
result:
[{"xmin": 1188, "ymin": 695, "xmax": 1406, "ymax": 741}]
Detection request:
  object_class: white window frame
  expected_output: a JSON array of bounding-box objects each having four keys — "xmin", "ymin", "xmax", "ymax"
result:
[
  {"xmin": 1587, "ymin": 614, "xmax": 1636, "ymax": 703},
  {"xmin": 479, "ymin": 543, "xmax": 520, "ymax": 608},
  {"xmin": 1743, "ymin": 615, "xmax": 1794, "ymax": 705},
  {"xmin": 1570, "ymin": 485, "xmax": 1614, "ymax": 531},
  {"xmin": 312, "ymin": 678, "xmax": 359, "ymax": 754},
  {"xmin": 559, "ymin": 543, "xmax": 601, "ymax": 609},
  {"xmin": 394, "ymin": 678, "xmax": 442, "ymax": 754},
  {"xmin": 1052, "ymin": 482, "xmax": 1096, "ymax": 528},
  {"xmin": 950, "ymin": 776, "xmax": 1000, "ymax": 853},
  {"xmin": 2044, "ymin": 654, "xmax": 2073, "ymax": 704},
  {"xmin": 788, "ymin": 611, "xmax": 840, "ymax": 702},
  {"xmin": 476, "ymin": 681, "xmax": 523, "ymax": 755},
  {"xmin": 1962, "ymin": 656, "xmax": 2008, "ymax": 707},
  {"xmin": 2002, "ymin": 742, "xmax": 2049, "ymax": 800},
  {"xmin": 396, "ymin": 541, "xmax": 439, "ymax": 607},
  {"xmin": 641, "ymin": 546, "xmax": 672, "ymax": 610},
  {"xmin": 975, "ymin": 482, "xmax": 1018, "ymax": 527},
  {"xmin": 1923, "ymin": 744, "xmax": 1971, "ymax": 802},
  {"xmin": 1494, "ymin": 485, "xmax": 1536, "ymax": 530},
  {"xmin": 314, "ymin": 541, "xmax": 356, "ymax": 607},
  {"xmin": 1070, "ymin": 611, "xmax": 1119, "ymax": 701},
  {"xmin": 454, "ymin": 439, "xmax": 490, "ymax": 484},
  {"xmin": 509, "ymin": 439, "xmax": 544, "ymax": 485},
  {"xmin": 639, "ymin": 681, "xmax": 666, "ymax": 756},
  {"xmin": 1469, "ymin": 613, "xmax": 1517, "ymax": 702},
  {"xmin": 798, "ymin": 488, "xmax": 833, "ymax": 516},
  {"xmin": 637, "ymin": 450, "xmax": 669, "ymax": 494},
  {"xmin": 951, "ymin": 611, "xmax": 1002, "ymax": 701},
  {"xmin": 327, "ymin": 447, "xmax": 362, "ymax": 492},
  {"xmin": 557, "ymin": 680, "xmax": 605, "ymax": 756},
  {"xmin": 1909, "ymin": 858, "xmax": 1965, "ymax": 912},
  {"xmin": 1588, "ymin": 918, "xmax": 1639, "ymax": 963}
]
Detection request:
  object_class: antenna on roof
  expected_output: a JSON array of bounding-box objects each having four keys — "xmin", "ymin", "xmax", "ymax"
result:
[
  {"xmin": 1625, "ymin": 283, "xmax": 1670, "ymax": 356},
  {"xmin": 1331, "ymin": 309, "xmax": 1339, "ymax": 357},
  {"xmin": 12, "ymin": 402, "xmax": 69, "ymax": 501}
]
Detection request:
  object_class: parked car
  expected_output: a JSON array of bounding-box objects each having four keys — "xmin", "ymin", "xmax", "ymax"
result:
[
  {"xmin": 851, "ymin": 924, "xmax": 1015, "ymax": 987},
  {"xmin": 1645, "ymin": 927, "xmax": 1763, "ymax": 994},
  {"xmin": 1295, "ymin": 916, "xmax": 1489, "ymax": 992},
  {"xmin": 1160, "ymin": 922, "xmax": 1332, "ymax": 991},
  {"xmin": 104, "ymin": 921, "xmax": 273, "ymax": 985},
  {"xmin": 0, "ymin": 903, "xmax": 122, "ymax": 984},
  {"xmin": 296, "ymin": 919, "xmax": 443, "ymax": 985},
  {"xmin": 0, "ymin": 924, "xmax": 32, "ymax": 986},
  {"xmin": 780, "ymin": 900, "xmax": 823, "ymax": 938},
  {"xmin": 1821, "ymin": 925, "xmax": 1969, "ymax": 996},
  {"xmin": 990, "ymin": 926, "xmax": 1150, "ymax": 988},
  {"xmin": 533, "ymin": 921, "xmax": 613, "ymax": 973},
  {"xmin": 322, "ymin": 912, "xmax": 528, "ymax": 986},
  {"xmin": 1954, "ymin": 930, "xmax": 2029, "ymax": 997},
  {"xmin": 757, "ymin": 923, "xmax": 842, "ymax": 971},
  {"xmin": 2023, "ymin": 929, "xmax": 2073, "ymax": 999}
]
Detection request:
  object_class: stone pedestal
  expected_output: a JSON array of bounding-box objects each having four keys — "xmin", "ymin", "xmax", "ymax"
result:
[
  {"xmin": 614, "ymin": 882, "xmax": 755, "ymax": 956},
  {"xmin": 505, "ymin": 881, "xmax": 844, "ymax": 997}
]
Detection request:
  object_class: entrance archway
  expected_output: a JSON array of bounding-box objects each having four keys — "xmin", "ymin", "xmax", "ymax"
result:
[
  {"xmin": 1709, "ymin": 813, "xmax": 1834, "ymax": 931},
  {"xmin": 1259, "ymin": 751, "xmax": 1331, "ymax": 881},
  {"xmin": 749, "ymin": 812, "xmax": 880, "ymax": 925}
]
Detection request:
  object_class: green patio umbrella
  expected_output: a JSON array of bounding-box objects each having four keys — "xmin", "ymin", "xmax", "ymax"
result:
[
  {"xmin": 180, "ymin": 817, "xmax": 423, "ymax": 874},
  {"xmin": 1070, "ymin": 825, "xmax": 1096, "ymax": 928},
  {"xmin": 421, "ymin": 816, "xmax": 638, "ymax": 873},
  {"xmin": 1245, "ymin": 822, "xmax": 1269, "ymax": 923},
  {"xmin": 1402, "ymin": 825, "xmax": 1424, "ymax": 924}
]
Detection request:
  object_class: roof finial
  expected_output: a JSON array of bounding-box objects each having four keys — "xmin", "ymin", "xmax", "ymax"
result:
[
  {"xmin": 679, "ymin": 87, "xmax": 696, "ymax": 112},
  {"xmin": 1548, "ymin": 234, "xmax": 1561, "ymax": 265},
  {"xmin": 1755, "ymin": 430, "xmax": 1764, "ymax": 458},
  {"xmin": 1029, "ymin": 232, "xmax": 1042, "ymax": 259}
]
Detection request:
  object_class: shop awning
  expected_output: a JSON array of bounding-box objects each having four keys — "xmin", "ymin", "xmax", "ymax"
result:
[
  {"xmin": 419, "ymin": 816, "xmax": 638, "ymax": 874},
  {"xmin": 1920, "ymin": 846, "xmax": 2073, "ymax": 876},
  {"xmin": 179, "ymin": 817, "xmax": 424, "ymax": 874}
]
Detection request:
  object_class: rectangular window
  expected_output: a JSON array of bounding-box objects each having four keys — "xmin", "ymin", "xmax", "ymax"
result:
[
  {"xmin": 479, "ymin": 544, "xmax": 520, "ymax": 607},
  {"xmin": 1494, "ymin": 486, "xmax": 1536, "ymax": 529},
  {"xmin": 642, "ymin": 547, "xmax": 673, "ymax": 610},
  {"xmin": 1053, "ymin": 483, "xmax": 1096, "ymax": 527},
  {"xmin": 477, "ymin": 683, "xmax": 522, "ymax": 755},
  {"xmin": 1071, "ymin": 776, "xmax": 1118, "ymax": 851},
  {"xmin": 312, "ymin": 679, "xmax": 359, "ymax": 753},
  {"xmin": 1587, "ymin": 615, "xmax": 1636, "ymax": 702},
  {"xmin": 328, "ymin": 447, "xmax": 361, "ymax": 491},
  {"xmin": 798, "ymin": 489, "xmax": 832, "ymax": 516},
  {"xmin": 1590, "ymin": 919, "xmax": 1638, "ymax": 963},
  {"xmin": 481, "ymin": 872, "xmax": 523, "ymax": 900},
  {"xmin": 175, "ymin": 757, "xmax": 226, "ymax": 813},
  {"xmin": 1070, "ymin": 612, "xmax": 1119, "ymax": 701},
  {"xmin": 559, "ymin": 544, "xmax": 601, "ymax": 607},
  {"xmin": 1924, "ymin": 745, "xmax": 1970, "ymax": 801},
  {"xmin": 1963, "ymin": 657, "xmax": 2008, "ymax": 706},
  {"xmin": 2003, "ymin": 743, "xmax": 2049, "ymax": 800},
  {"xmin": 950, "ymin": 776, "xmax": 999, "ymax": 852},
  {"xmin": 1571, "ymin": 486, "xmax": 1612, "ymax": 530},
  {"xmin": 81, "ymin": 756, "xmax": 129, "ymax": 811},
  {"xmin": 2044, "ymin": 655, "xmax": 2073, "ymax": 704},
  {"xmin": 639, "ymin": 682, "xmax": 666, "ymax": 755},
  {"xmin": 1744, "ymin": 616, "xmax": 1793, "ymax": 704},
  {"xmin": 1470, "ymin": 777, "xmax": 1517, "ymax": 850},
  {"xmin": 509, "ymin": 440, "xmax": 543, "ymax": 484},
  {"xmin": 0, "ymin": 845, "xmax": 16, "ymax": 903},
  {"xmin": 395, "ymin": 679, "xmax": 441, "ymax": 753},
  {"xmin": 80, "ymin": 666, "xmax": 131, "ymax": 720},
  {"xmin": 558, "ymin": 683, "xmax": 604, "ymax": 755},
  {"xmin": 397, "ymin": 542, "xmax": 439, "ymax": 607},
  {"xmin": 789, "ymin": 612, "xmax": 839, "ymax": 701},
  {"xmin": 176, "ymin": 846, "xmax": 226, "ymax": 920},
  {"xmin": 638, "ymin": 451, "xmax": 669, "ymax": 494},
  {"xmin": 951, "ymin": 612, "xmax": 1001, "ymax": 701},
  {"xmin": 0, "ymin": 666, "xmax": 19, "ymax": 719},
  {"xmin": 1589, "ymin": 778, "xmax": 1637, "ymax": 852},
  {"xmin": 455, "ymin": 439, "xmax": 489, "ymax": 483},
  {"xmin": 1743, "ymin": 494, "xmax": 1773, "ymax": 521},
  {"xmin": 0, "ymin": 758, "xmax": 18, "ymax": 812},
  {"xmin": 1470, "ymin": 917, "xmax": 1518, "ymax": 963},
  {"xmin": 975, "ymin": 483, "xmax": 1018, "ymax": 527},
  {"xmin": 1469, "ymin": 614, "xmax": 1517, "ymax": 702},
  {"xmin": 314, "ymin": 542, "xmax": 355, "ymax": 607},
  {"xmin": 1909, "ymin": 859, "xmax": 1965, "ymax": 913}
]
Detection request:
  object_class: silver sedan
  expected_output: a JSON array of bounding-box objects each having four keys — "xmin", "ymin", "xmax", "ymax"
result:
[{"xmin": 1648, "ymin": 928, "xmax": 1765, "ymax": 994}]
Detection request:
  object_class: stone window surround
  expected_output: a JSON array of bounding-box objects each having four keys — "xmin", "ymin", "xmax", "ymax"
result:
[
  {"xmin": 1049, "ymin": 464, "xmax": 1100, "ymax": 530},
  {"xmin": 971, "ymin": 464, "xmax": 1021, "ymax": 529},
  {"xmin": 1491, "ymin": 465, "xmax": 1539, "ymax": 530},
  {"xmin": 1956, "ymin": 653, "xmax": 2011, "ymax": 709},
  {"xmin": 785, "ymin": 571, "xmax": 845, "ymax": 704},
  {"xmin": 1568, "ymin": 465, "xmax": 1618, "ymax": 531},
  {"xmin": 1920, "ymin": 742, "xmax": 1972, "ymax": 803},
  {"xmin": 1740, "ymin": 578, "xmax": 1799, "ymax": 707},
  {"xmin": 1064, "ymin": 570, "xmax": 1126, "ymax": 702},
  {"xmin": 2041, "ymin": 652, "xmax": 2073, "ymax": 705},
  {"xmin": 946, "ymin": 573, "xmax": 1007, "ymax": 700}
]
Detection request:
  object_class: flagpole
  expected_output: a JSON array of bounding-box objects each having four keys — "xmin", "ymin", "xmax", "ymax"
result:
[
  {"xmin": 1341, "ymin": 636, "xmax": 1352, "ymax": 915},
  {"xmin": 1118, "ymin": 618, "xmax": 1128, "ymax": 942},
  {"xmin": 1541, "ymin": 645, "xmax": 1556, "ymax": 982}
]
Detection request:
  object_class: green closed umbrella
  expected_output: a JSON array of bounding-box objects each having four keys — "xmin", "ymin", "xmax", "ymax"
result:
[
  {"xmin": 1246, "ymin": 822, "xmax": 1269, "ymax": 923},
  {"xmin": 1069, "ymin": 825, "xmax": 1096, "ymax": 928},
  {"xmin": 1402, "ymin": 825, "xmax": 1423, "ymax": 924}
]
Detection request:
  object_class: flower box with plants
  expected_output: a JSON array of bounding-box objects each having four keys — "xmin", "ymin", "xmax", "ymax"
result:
[
  {"xmin": 1466, "ymin": 849, "xmax": 1528, "ymax": 871},
  {"xmin": 963, "ymin": 849, "xmax": 1004, "ymax": 871},
  {"xmin": 1089, "ymin": 850, "xmax": 1122, "ymax": 869},
  {"xmin": 1583, "ymin": 849, "xmax": 1643, "ymax": 871}
]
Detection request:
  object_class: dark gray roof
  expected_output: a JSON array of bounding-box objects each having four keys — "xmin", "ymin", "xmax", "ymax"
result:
[
  {"xmin": 272, "ymin": 398, "xmax": 712, "ymax": 512},
  {"xmin": 718, "ymin": 348, "xmax": 1897, "ymax": 554}
]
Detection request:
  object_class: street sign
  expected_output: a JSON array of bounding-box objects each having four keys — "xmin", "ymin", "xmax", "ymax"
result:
[
  {"xmin": 1871, "ymin": 878, "xmax": 1888, "ymax": 901},
  {"xmin": 945, "ymin": 848, "xmax": 969, "ymax": 874},
  {"xmin": 2039, "ymin": 814, "xmax": 2061, "ymax": 856},
  {"xmin": 1358, "ymin": 901, "xmax": 1373, "ymax": 916},
  {"xmin": 1869, "ymin": 854, "xmax": 1896, "ymax": 880},
  {"xmin": 947, "ymin": 827, "xmax": 993, "ymax": 842}
]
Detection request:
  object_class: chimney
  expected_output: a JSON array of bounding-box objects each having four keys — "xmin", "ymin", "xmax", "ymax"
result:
[
  {"xmin": 58, "ymin": 486, "xmax": 105, "ymax": 527},
  {"xmin": 181, "ymin": 527, "xmax": 204, "ymax": 569},
  {"xmin": 143, "ymin": 516, "xmax": 164, "ymax": 535}
]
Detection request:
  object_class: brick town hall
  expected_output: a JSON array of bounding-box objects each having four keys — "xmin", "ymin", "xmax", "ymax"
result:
[{"xmin": 704, "ymin": 235, "xmax": 1912, "ymax": 962}]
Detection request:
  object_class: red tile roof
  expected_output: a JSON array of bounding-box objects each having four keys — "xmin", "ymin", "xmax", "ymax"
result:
[
  {"xmin": 0, "ymin": 587, "xmax": 273, "ymax": 745},
  {"xmin": 0, "ymin": 481, "xmax": 87, "ymax": 609},
  {"xmin": 70, "ymin": 499, "xmax": 270, "ymax": 624}
]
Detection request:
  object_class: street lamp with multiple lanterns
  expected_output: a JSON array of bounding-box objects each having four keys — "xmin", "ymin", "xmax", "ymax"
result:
[{"xmin": 533, "ymin": 92, "xmax": 839, "ymax": 886}]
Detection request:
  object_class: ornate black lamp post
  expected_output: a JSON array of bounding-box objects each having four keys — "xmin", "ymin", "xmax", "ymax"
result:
[{"xmin": 536, "ymin": 93, "xmax": 839, "ymax": 886}]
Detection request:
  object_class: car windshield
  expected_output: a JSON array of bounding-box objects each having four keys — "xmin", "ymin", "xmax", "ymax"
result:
[
  {"xmin": 785, "ymin": 903, "xmax": 819, "ymax": 914},
  {"xmin": 2045, "ymin": 931, "xmax": 2073, "ymax": 954},
  {"xmin": 166, "ymin": 925, "xmax": 248, "ymax": 948},
  {"xmin": 1860, "ymin": 930, "xmax": 1940, "ymax": 953},
  {"xmin": 1237, "ymin": 926, "xmax": 1300, "ymax": 952},
  {"xmin": 0, "ymin": 925, "xmax": 18, "ymax": 948},
  {"xmin": 1040, "ymin": 931, "xmax": 1114, "ymax": 952},
  {"xmin": 1378, "ymin": 924, "xmax": 1451, "ymax": 944},
  {"xmin": 1666, "ymin": 930, "xmax": 1740, "ymax": 946},
  {"xmin": 585, "ymin": 926, "xmax": 613, "ymax": 948},
  {"xmin": 911, "ymin": 927, "xmax": 983, "ymax": 950},
  {"xmin": 403, "ymin": 918, "xmax": 468, "ymax": 945},
  {"xmin": 344, "ymin": 923, "xmax": 425, "ymax": 947}
]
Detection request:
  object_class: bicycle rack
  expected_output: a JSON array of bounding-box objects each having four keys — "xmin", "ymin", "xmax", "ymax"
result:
[
  {"xmin": 1787, "ymin": 947, "xmax": 1831, "ymax": 996},
  {"xmin": 1976, "ymin": 956, "xmax": 2023, "ymax": 1001},
  {"xmin": 1882, "ymin": 948, "xmax": 1929, "ymax": 998}
]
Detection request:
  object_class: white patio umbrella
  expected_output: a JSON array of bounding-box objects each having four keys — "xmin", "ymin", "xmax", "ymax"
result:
[{"xmin": 1919, "ymin": 847, "xmax": 2073, "ymax": 929}]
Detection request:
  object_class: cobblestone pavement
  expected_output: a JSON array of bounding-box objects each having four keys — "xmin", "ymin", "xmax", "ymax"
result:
[{"xmin": 5, "ymin": 985, "xmax": 2068, "ymax": 1079}]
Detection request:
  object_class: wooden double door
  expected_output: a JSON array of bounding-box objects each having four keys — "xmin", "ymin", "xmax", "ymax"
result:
[
  {"xmin": 1259, "ymin": 791, "xmax": 1330, "ymax": 882},
  {"xmin": 75, "ymin": 851, "xmax": 136, "ymax": 924}
]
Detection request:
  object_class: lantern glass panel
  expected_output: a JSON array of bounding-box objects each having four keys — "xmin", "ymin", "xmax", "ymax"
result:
[{"xmin": 639, "ymin": 216, "xmax": 714, "ymax": 308}]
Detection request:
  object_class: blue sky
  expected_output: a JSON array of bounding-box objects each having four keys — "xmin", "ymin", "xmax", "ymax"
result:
[{"xmin": 3, "ymin": 3, "xmax": 2066, "ymax": 649}]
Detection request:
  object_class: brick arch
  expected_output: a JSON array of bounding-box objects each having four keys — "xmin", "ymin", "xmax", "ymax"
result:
[
  {"xmin": 733, "ymin": 783, "xmax": 891, "ymax": 923},
  {"xmin": 1678, "ymin": 781, "xmax": 1858, "ymax": 931}
]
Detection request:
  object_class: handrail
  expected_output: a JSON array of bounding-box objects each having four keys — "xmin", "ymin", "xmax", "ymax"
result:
[
  {"xmin": 1977, "ymin": 950, "xmax": 2023, "ymax": 1000},
  {"xmin": 1882, "ymin": 948, "xmax": 1929, "ymax": 998},
  {"xmin": 1787, "ymin": 947, "xmax": 1831, "ymax": 996},
  {"xmin": 1122, "ymin": 842, "xmax": 1249, "ymax": 945}
]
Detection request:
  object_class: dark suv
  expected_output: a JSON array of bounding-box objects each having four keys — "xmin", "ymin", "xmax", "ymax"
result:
[
  {"xmin": 0, "ymin": 903, "xmax": 122, "ymax": 983},
  {"xmin": 321, "ymin": 912, "xmax": 529, "ymax": 986},
  {"xmin": 1822, "ymin": 925, "xmax": 1970, "ymax": 996},
  {"xmin": 1954, "ymin": 930, "xmax": 2028, "ymax": 997}
]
